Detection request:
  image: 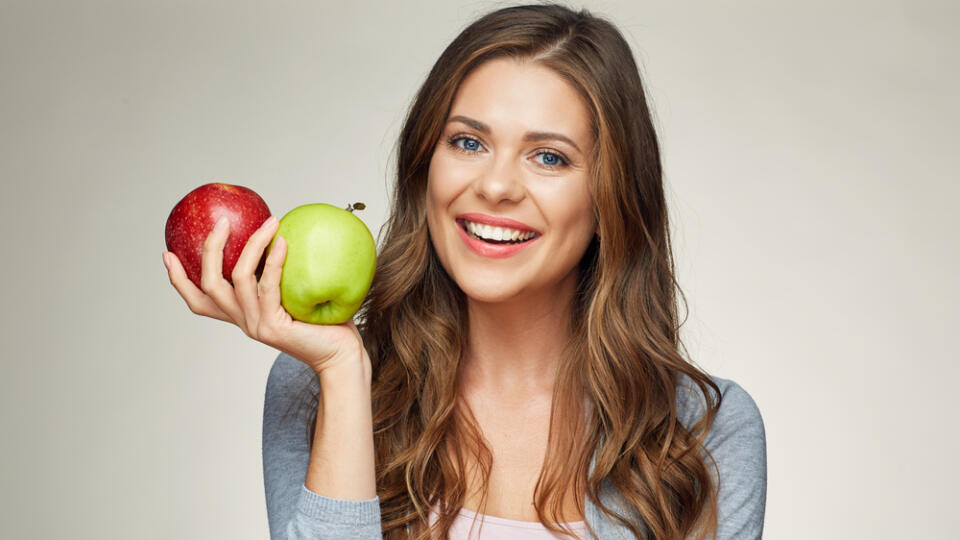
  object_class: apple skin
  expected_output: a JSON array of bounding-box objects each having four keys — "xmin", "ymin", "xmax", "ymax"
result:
[
  {"xmin": 267, "ymin": 203, "xmax": 377, "ymax": 325},
  {"xmin": 165, "ymin": 183, "xmax": 272, "ymax": 290}
]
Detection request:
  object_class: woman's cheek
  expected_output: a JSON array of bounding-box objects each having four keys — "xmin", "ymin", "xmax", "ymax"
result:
[{"xmin": 430, "ymin": 155, "xmax": 477, "ymax": 202}]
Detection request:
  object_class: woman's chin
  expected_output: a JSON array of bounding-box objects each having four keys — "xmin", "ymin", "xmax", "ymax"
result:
[{"xmin": 455, "ymin": 279, "xmax": 525, "ymax": 306}]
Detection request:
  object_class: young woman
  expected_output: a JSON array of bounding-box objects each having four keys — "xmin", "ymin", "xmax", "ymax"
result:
[{"xmin": 164, "ymin": 4, "xmax": 766, "ymax": 539}]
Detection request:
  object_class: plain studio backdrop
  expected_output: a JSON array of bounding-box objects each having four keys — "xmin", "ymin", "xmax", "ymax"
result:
[{"xmin": 1, "ymin": 1, "xmax": 957, "ymax": 538}]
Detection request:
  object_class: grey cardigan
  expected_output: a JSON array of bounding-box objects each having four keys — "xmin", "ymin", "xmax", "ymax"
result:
[{"xmin": 262, "ymin": 352, "xmax": 767, "ymax": 539}]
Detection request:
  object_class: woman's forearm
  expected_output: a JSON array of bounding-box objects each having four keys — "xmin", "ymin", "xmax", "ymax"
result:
[{"xmin": 305, "ymin": 363, "xmax": 377, "ymax": 500}]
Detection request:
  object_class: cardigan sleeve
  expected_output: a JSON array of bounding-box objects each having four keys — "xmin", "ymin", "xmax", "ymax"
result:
[
  {"xmin": 262, "ymin": 352, "xmax": 383, "ymax": 539},
  {"xmin": 678, "ymin": 375, "xmax": 768, "ymax": 539}
]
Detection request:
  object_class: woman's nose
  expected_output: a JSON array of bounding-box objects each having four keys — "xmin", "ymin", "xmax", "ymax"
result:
[{"xmin": 473, "ymin": 155, "xmax": 525, "ymax": 204}]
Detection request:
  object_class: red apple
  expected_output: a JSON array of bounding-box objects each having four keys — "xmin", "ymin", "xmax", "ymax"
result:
[{"xmin": 165, "ymin": 182, "xmax": 272, "ymax": 289}]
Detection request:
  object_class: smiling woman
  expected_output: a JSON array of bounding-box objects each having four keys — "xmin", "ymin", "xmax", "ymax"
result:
[{"xmin": 258, "ymin": 4, "xmax": 767, "ymax": 540}]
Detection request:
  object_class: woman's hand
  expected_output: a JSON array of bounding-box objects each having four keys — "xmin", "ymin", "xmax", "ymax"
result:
[{"xmin": 162, "ymin": 215, "xmax": 370, "ymax": 378}]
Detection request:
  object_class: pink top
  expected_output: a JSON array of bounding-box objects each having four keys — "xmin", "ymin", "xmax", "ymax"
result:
[{"xmin": 427, "ymin": 506, "xmax": 587, "ymax": 539}]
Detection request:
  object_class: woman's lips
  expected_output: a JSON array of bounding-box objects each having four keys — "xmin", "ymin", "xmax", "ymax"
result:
[
  {"xmin": 455, "ymin": 212, "xmax": 540, "ymax": 234},
  {"xmin": 456, "ymin": 219, "xmax": 539, "ymax": 258}
]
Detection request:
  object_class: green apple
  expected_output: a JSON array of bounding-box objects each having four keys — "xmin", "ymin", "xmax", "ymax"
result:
[{"xmin": 266, "ymin": 203, "xmax": 377, "ymax": 325}]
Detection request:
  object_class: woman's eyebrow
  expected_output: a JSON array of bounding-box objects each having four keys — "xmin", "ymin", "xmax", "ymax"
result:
[{"xmin": 446, "ymin": 115, "xmax": 582, "ymax": 154}]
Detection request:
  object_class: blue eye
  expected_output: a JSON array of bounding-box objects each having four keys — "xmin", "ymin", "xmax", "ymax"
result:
[
  {"xmin": 463, "ymin": 138, "xmax": 481, "ymax": 151},
  {"xmin": 449, "ymin": 136, "xmax": 484, "ymax": 153},
  {"xmin": 536, "ymin": 152, "xmax": 565, "ymax": 168}
]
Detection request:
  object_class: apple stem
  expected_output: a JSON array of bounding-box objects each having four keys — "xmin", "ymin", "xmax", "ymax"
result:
[{"xmin": 345, "ymin": 202, "xmax": 366, "ymax": 213}]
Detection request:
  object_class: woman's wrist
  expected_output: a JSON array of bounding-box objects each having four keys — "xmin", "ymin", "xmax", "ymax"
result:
[{"xmin": 316, "ymin": 350, "xmax": 372, "ymax": 388}]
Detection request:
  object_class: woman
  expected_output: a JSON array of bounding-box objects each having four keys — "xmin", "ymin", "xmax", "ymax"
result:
[{"xmin": 164, "ymin": 4, "xmax": 766, "ymax": 539}]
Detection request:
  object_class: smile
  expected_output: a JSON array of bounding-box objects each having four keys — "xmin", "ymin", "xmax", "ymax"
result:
[
  {"xmin": 455, "ymin": 219, "xmax": 540, "ymax": 258},
  {"xmin": 460, "ymin": 219, "xmax": 538, "ymax": 244}
]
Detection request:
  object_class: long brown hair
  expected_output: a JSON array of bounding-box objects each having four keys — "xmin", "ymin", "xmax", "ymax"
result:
[{"xmin": 288, "ymin": 3, "xmax": 723, "ymax": 539}]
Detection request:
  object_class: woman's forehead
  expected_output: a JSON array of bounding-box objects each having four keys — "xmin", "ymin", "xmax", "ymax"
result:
[{"xmin": 447, "ymin": 58, "xmax": 594, "ymax": 146}]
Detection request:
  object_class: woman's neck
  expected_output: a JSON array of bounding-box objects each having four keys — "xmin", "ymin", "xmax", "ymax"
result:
[{"xmin": 459, "ymin": 276, "xmax": 577, "ymax": 400}]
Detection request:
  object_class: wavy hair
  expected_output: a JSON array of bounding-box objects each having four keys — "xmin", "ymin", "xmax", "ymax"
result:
[{"xmin": 287, "ymin": 3, "xmax": 723, "ymax": 539}]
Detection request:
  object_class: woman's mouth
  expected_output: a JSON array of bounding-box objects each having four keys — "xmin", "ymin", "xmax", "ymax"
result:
[
  {"xmin": 455, "ymin": 218, "xmax": 541, "ymax": 259},
  {"xmin": 457, "ymin": 219, "xmax": 538, "ymax": 245}
]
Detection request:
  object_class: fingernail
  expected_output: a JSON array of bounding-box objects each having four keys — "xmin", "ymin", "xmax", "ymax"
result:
[
  {"xmin": 264, "ymin": 215, "xmax": 278, "ymax": 227},
  {"xmin": 214, "ymin": 216, "xmax": 228, "ymax": 231},
  {"xmin": 162, "ymin": 253, "xmax": 169, "ymax": 270}
]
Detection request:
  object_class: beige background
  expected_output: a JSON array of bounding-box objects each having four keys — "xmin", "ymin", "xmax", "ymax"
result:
[{"xmin": 2, "ymin": 1, "xmax": 957, "ymax": 538}]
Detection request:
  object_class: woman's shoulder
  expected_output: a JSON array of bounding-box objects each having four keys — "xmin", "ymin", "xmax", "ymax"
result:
[
  {"xmin": 267, "ymin": 352, "xmax": 321, "ymax": 391},
  {"xmin": 674, "ymin": 370, "xmax": 765, "ymax": 442},
  {"xmin": 675, "ymin": 371, "xmax": 768, "ymax": 536},
  {"xmin": 268, "ymin": 351, "xmax": 317, "ymax": 383},
  {"xmin": 264, "ymin": 352, "xmax": 321, "ymax": 423}
]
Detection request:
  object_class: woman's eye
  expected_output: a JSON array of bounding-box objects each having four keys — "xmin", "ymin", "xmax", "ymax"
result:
[
  {"xmin": 450, "ymin": 136, "xmax": 484, "ymax": 153},
  {"xmin": 534, "ymin": 151, "xmax": 568, "ymax": 168}
]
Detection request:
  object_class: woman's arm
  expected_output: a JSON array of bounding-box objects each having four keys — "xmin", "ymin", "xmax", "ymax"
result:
[
  {"xmin": 677, "ymin": 375, "xmax": 767, "ymax": 539},
  {"xmin": 309, "ymin": 360, "xmax": 376, "ymax": 500},
  {"xmin": 262, "ymin": 352, "xmax": 382, "ymax": 539},
  {"xmin": 710, "ymin": 382, "xmax": 766, "ymax": 539},
  {"xmin": 162, "ymin": 214, "xmax": 383, "ymax": 537}
]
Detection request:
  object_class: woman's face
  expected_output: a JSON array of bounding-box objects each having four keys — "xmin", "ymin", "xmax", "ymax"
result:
[{"xmin": 426, "ymin": 57, "xmax": 597, "ymax": 305}]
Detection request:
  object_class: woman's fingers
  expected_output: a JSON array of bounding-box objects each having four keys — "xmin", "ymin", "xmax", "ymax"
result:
[
  {"xmin": 256, "ymin": 235, "xmax": 289, "ymax": 344},
  {"xmin": 163, "ymin": 251, "xmax": 233, "ymax": 323},
  {"xmin": 200, "ymin": 217, "xmax": 248, "ymax": 330},
  {"xmin": 232, "ymin": 216, "xmax": 279, "ymax": 339}
]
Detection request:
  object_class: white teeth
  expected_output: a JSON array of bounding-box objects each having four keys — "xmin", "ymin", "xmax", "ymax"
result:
[{"xmin": 464, "ymin": 220, "xmax": 535, "ymax": 242}]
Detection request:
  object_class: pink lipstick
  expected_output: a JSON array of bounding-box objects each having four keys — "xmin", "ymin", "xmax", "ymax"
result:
[{"xmin": 455, "ymin": 217, "xmax": 540, "ymax": 258}]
